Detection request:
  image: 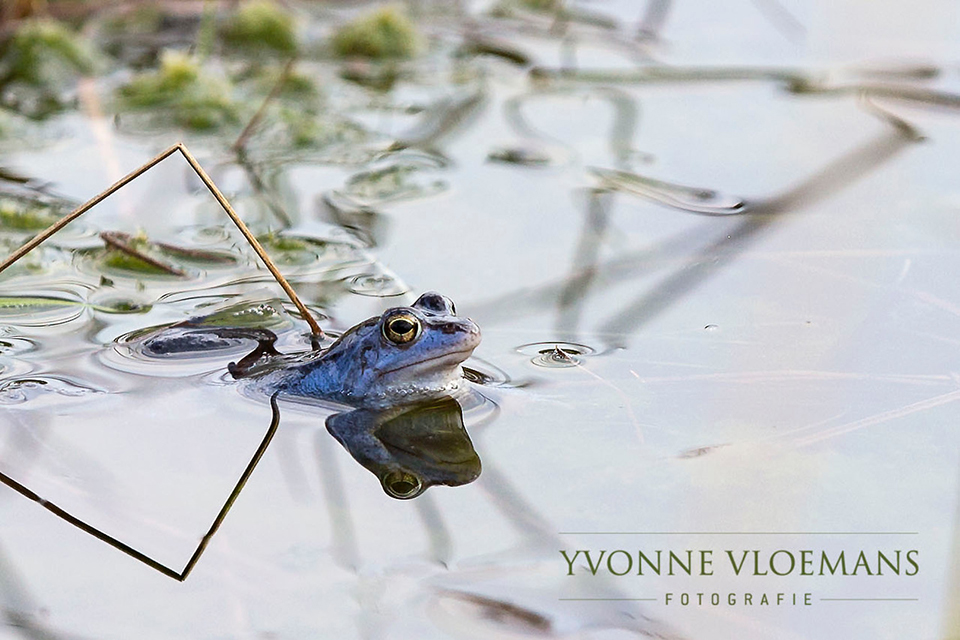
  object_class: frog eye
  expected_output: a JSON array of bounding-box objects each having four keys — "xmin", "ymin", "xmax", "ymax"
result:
[
  {"xmin": 381, "ymin": 470, "xmax": 425, "ymax": 499},
  {"xmin": 383, "ymin": 313, "xmax": 421, "ymax": 344}
]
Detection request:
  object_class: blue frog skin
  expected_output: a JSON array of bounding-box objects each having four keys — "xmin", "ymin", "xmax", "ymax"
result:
[{"xmin": 260, "ymin": 292, "xmax": 481, "ymax": 409}]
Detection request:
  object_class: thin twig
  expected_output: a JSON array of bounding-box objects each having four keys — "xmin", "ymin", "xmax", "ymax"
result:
[
  {"xmin": 0, "ymin": 143, "xmax": 324, "ymax": 337},
  {"xmin": 176, "ymin": 144, "xmax": 323, "ymax": 337},
  {"xmin": 0, "ymin": 143, "xmax": 182, "ymax": 272}
]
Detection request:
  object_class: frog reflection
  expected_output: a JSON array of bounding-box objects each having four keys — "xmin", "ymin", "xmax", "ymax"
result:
[{"xmin": 327, "ymin": 397, "xmax": 481, "ymax": 499}]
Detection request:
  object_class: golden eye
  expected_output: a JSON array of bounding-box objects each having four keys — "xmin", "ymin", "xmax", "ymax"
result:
[{"xmin": 383, "ymin": 313, "xmax": 421, "ymax": 344}]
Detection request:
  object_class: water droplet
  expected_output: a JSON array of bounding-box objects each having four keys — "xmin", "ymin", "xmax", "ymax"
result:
[
  {"xmin": 516, "ymin": 342, "xmax": 596, "ymax": 368},
  {"xmin": 347, "ymin": 273, "xmax": 408, "ymax": 297},
  {"xmin": 381, "ymin": 470, "xmax": 425, "ymax": 500}
]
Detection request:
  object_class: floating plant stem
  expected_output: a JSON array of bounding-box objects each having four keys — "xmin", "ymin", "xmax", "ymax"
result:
[
  {"xmin": 0, "ymin": 143, "xmax": 324, "ymax": 337},
  {"xmin": 590, "ymin": 167, "xmax": 746, "ymax": 215},
  {"xmin": 99, "ymin": 230, "xmax": 186, "ymax": 277}
]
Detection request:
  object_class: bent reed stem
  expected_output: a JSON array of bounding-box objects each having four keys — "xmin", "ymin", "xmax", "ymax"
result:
[{"xmin": 0, "ymin": 143, "xmax": 323, "ymax": 337}]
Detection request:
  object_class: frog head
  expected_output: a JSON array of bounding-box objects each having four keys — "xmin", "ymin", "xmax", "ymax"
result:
[{"xmin": 286, "ymin": 292, "xmax": 481, "ymax": 407}]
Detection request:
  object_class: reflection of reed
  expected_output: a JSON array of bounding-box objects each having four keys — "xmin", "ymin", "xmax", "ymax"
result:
[
  {"xmin": 0, "ymin": 539, "xmax": 92, "ymax": 640},
  {"xmin": 0, "ymin": 393, "xmax": 280, "ymax": 581},
  {"xmin": 554, "ymin": 188, "xmax": 612, "ymax": 340},
  {"xmin": 599, "ymin": 107, "xmax": 919, "ymax": 345},
  {"xmin": 472, "ymin": 98, "xmax": 923, "ymax": 349}
]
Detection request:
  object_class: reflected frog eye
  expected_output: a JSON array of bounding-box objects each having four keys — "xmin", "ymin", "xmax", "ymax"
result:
[
  {"xmin": 383, "ymin": 313, "xmax": 421, "ymax": 344},
  {"xmin": 381, "ymin": 470, "xmax": 425, "ymax": 499}
]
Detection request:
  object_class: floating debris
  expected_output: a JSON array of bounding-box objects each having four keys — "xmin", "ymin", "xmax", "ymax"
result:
[
  {"xmin": 0, "ymin": 376, "xmax": 104, "ymax": 405},
  {"xmin": 391, "ymin": 89, "xmax": 486, "ymax": 153},
  {"xmin": 677, "ymin": 444, "xmax": 730, "ymax": 459},
  {"xmin": 0, "ymin": 294, "xmax": 88, "ymax": 325},
  {"xmin": 456, "ymin": 35, "xmax": 531, "ymax": 66},
  {"xmin": 256, "ymin": 231, "xmax": 325, "ymax": 266},
  {"xmin": 487, "ymin": 144, "xmax": 552, "ymax": 166},
  {"xmin": 590, "ymin": 167, "xmax": 747, "ymax": 215},
  {"xmin": 100, "ymin": 231, "xmax": 186, "ymax": 277},
  {"xmin": 339, "ymin": 58, "xmax": 401, "ymax": 91},
  {"xmin": 342, "ymin": 163, "xmax": 446, "ymax": 205}
]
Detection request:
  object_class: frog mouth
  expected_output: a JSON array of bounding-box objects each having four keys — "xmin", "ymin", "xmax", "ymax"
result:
[{"xmin": 381, "ymin": 349, "xmax": 475, "ymax": 375}]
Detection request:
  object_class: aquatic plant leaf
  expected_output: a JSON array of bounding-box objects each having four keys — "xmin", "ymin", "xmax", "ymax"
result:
[{"xmin": 0, "ymin": 295, "xmax": 83, "ymax": 312}]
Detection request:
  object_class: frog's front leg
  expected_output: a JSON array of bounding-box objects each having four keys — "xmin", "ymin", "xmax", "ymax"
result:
[{"xmin": 140, "ymin": 322, "xmax": 280, "ymax": 378}]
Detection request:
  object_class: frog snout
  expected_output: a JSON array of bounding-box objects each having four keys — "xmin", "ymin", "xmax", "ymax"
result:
[{"xmin": 441, "ymin": 319, "xmax": 480, "ymax": 337}]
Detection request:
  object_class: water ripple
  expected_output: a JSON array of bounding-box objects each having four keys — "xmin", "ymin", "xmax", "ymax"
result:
[{"xmin": 516, "ymin": 342, "xmax": 596, "ymax": 368}]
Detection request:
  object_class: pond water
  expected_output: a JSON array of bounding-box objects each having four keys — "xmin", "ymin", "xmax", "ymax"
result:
[{"xmin": 1, "ymin": 1, "xmax": 960, "ymax": 639}]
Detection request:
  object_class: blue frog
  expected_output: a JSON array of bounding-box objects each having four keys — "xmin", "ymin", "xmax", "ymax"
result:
[{"xmin": 142, "ymin": 292, "xmax": 481, "ymax": 410}]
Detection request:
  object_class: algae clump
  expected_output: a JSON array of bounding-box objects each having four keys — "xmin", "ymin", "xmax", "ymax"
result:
[
  {"xmin": 221, "ymin": 1, "xmax": 298, "ymax": 55},
  {"xmin": 0, "ymin": 199, "xmax": 61, "ymax": 231},
  {"xmin": 0, "ymin": 19, "xmax": 95, "ymax": 118},
  {"xmin": 117, "ymin": 50, "xmax": 239, "ymax": 130},
  {"xmin": 332, "ymin": 5, "xmax": 420, "ymax": 59},
  {"xmin": 0, "ymin": 19, "xmax": 94, "ymax": 87}
]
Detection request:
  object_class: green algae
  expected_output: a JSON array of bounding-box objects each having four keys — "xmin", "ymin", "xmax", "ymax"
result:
[
  {"xmin": 221, "ymin": 1, "xmax": 298, "ymax": 55},
  {"xmin": 0, "ymin": 199, "xmax": 61, "ymax": 231},
  {"xmin": 331, "ymin": 5, "xmax": 420, "ymax": 60},
  {"xmin": 0, "ymin": 19, "xmax": 94, "ymax": 87},
  {"xmin": 117, "ymin": 50, "xmax": 239, "ymax": 130},
  {"xmin": 0, "ymin": 19, "xmax": 95, "ymax": 118}
]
